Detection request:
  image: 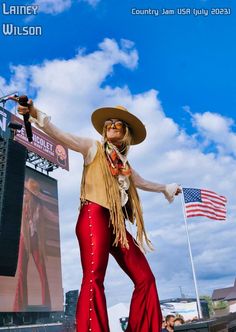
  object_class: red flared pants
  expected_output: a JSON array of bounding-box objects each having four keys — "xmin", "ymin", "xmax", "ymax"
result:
[
  {"xmin": 13, "ymin": 234, "xmax": 51, "ymax": 311},
  {"xmin": 75, "ymin": 202, "xmax": 162, "ymax": 332}
]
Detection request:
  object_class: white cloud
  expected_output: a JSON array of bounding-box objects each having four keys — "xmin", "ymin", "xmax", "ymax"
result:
[
  {"xmin": 1, "ymin": 38, "xmax": 236, "ymax": 306},
  {"xmin": 192, "ymin": 111, "xmax": 236, "ymax": 157},
  {"xmin": 23, "ymin": 38, "xmax": 138, "ymax": 132},
  {"xmin": 0, "ymin": 65, "xmax": 30, "ymax": 96},
  {"xmin": 32, "ymin": 0, "xmax": 100, "ymax": 15},
  {"xmin": 33, "ymin": 0, "xmax": 72, "ymax": 14}
]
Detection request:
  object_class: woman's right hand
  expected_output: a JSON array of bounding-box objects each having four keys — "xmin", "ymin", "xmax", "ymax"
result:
[
  {"xmin": 8, "ymin": 96, "xmax": 37, "ymax": 119},
  {"xmin": 18, "ymin": 98, "xmax": 34, "ymax": 116}
]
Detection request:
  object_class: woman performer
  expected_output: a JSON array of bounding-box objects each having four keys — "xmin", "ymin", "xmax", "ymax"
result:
[
  {"xmin": 14, "ymin": 178, "xmax": 55, "ymax": 311},
  {"xmin": 14, "ymin": 98, "xmax": 181, "ymax": 332}
]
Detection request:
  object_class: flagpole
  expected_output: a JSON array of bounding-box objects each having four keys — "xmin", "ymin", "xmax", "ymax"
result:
[{"xmin": 180, "ymin": 189, "xmax": 203, "ymax": 319}]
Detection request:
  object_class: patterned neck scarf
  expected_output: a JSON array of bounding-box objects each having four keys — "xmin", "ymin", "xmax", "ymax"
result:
[{"xmin": 104, "ymin": 141, "xmax": 131, "ymax": 177}]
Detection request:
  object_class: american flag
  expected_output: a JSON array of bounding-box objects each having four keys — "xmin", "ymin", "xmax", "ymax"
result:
[{"xmin": 182, "ymin": 188, "xmax": 227, "ymax": 220}]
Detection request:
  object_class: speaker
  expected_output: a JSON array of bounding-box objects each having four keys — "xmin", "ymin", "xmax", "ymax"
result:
[
  {"xmin": 65, "ymin": 290, "xmax": 78, "ymax": 317},
  {"xmin": 0, "ymin": 139, "xmax": 27, "ymax": 276}
]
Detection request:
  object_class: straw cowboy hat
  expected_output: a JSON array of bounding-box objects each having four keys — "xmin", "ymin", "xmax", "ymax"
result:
[
  {"xmin": 24, "ymin": 178, "xmax": 57, "ymax": 205},
  {"xmin": 25, "ymin": 178, "xmax": 40, "ymax": 196},
  {"xmin": 91, "ymin": 106, "xmax": 146, "ymax": 145}
]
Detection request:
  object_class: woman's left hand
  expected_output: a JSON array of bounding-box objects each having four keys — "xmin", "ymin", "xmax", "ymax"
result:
[
  {"xmin": 175, "ymin": 187, "xmax": 182, "ymax": 196},
  {"xmin": 164, "ymin": 183, "xmax": 182, "ymax": 203}
]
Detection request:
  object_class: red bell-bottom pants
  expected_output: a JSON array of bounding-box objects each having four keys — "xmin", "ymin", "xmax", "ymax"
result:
[
  {"xmin": 13, "ymin": 234, "xmax": 51, "ymax": 311},
  {"xmin": 75, "ymin": 202, "xmax": 162, "ymax": 332}
]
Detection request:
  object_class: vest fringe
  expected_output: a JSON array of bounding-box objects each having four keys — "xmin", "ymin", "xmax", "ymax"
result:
[
  {"xmin": 81, "ymin": 142, "xmax": 153, "ymax": 252},
  {"xmin": 128, "ymin": 177, "xmax": 154, "ymax": 252}
]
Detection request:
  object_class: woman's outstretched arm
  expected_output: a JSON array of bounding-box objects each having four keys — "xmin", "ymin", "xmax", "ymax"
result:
[
  {"xmin": 131, "ymin": 167, "xmax": 181, "ymax": 203},
  {"xmin": 16, "ymin": 99, "xmax": 96, "ymax": 159}
]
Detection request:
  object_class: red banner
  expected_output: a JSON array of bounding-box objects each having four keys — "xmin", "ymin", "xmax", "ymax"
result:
[{"xmin": 12, "ymin": 114, "xmax": 69, "ymax": 171}]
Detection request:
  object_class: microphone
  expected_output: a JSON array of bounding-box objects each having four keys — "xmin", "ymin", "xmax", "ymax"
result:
[
  {"xmin": 0, "ymin": 92, "xmax": 18, "ymax": 104},
  {"xmin": 18, "ymin": 95, "xmax": 33, "ymax": 142}
]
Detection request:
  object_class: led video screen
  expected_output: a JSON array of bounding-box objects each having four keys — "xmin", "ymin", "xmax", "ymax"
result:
[{"xmin": 0, "ymin": 167, "xmax": 63, "ymax": 312}]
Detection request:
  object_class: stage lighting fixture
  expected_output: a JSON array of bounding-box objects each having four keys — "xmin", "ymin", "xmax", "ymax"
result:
[{"xmin": 7, "ymin": 122, "xmax": 23, "ymax": 130}]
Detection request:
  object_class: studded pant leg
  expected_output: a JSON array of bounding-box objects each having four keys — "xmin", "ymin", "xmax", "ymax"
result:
[
  {"xmin": 75, "ymin": 202, "xmax": 112, "ymax": 332},
  {"xmin": 110, "ymin": 231, "xmax": 162, "ymax": 332},
  {"xmin": 31, "ymin": 236, "xmax": 51, "ymax": 308},
  {"xmin": 13, "ymin": 235, "xmax": 29, "ymax": 311},
  {"xmin": 75, "ymin": 202, "xmax": 162, "ymax": 332}
]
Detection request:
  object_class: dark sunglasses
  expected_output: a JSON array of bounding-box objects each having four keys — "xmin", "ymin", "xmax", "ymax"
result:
[{"xmin": 104, "ymin": 120, "xmax": 126, "ymax": 130}]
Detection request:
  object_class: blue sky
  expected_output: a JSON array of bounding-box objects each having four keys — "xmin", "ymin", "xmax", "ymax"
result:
[
  {"xmin": 1, "ymin": 0, "xmax": 235, "ymax": 127},
  {"xmin": 1, "ymin": 0, "xmax": 236, "ymax": 313}
]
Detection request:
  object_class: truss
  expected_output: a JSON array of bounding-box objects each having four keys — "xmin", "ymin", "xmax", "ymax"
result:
[{"xmin": 26, "ymin": 151, "xmax": 58, "ymax": 175}]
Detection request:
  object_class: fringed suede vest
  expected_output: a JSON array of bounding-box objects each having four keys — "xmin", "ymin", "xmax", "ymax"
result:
[{"xmin": 80, "ymin": 142, "xmax": 153, "ymax": 251}]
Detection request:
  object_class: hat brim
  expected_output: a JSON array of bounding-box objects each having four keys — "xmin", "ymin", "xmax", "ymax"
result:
[
  {"xmin": 91, "ymin": 107, "xmax": 146, "ymax": 145},
  {"xmin": 25, "ymin": 182, "xmax": 57, "ymax": 204}
]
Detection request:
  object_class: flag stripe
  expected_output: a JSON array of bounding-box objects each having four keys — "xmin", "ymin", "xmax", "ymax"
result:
[
  {"xmin": 186, "ymin": 207, "xmax": 226, "ymax": 218},
  {"xmin": 202, "ymin": 192, "xmax": 225, "ymax": 204},
  {"xmin": 201, "ymin": 196, "xmax": 225, "ymax": 207},
  {"xmin": 201, "ymin": 189, "xmax": 227, "ymax": 201},
  {"xmin": 186, "ymin": 205, "xmax": 226, "ymax": 215},
  {"xmin": 186, "ymin": 207, "xmax": 226, "ymax": 217},
  {"xmin": 186, "ymin": 213, "xmax": 226, "ymax": 221},
  {"xmin": 186, "ymin": 203, "xmax": 226, "ymax": 214}
]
